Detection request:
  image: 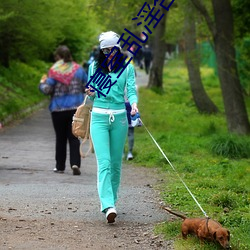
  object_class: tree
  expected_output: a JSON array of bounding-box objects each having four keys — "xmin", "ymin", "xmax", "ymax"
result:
[
  {"xmin": 0, "ymin": 0, "xmax": 97, "ymax": 66},
  {"xmin": 92, "ymin": 0, "xmax": 146, "ymax": 35},
  {"xmin": 0, "ymin": 0, "xmax": 58, "ymax": 66},
  {"xmin": 191, "ymin": 0, "xmax": 250, "ymax": 134},
  {"xmin": 184, "ymin": 1, "xmax": 218, "ymax": 114},
  {"xmin": 147, "ymin": 1, "xmax": 168, "ymax": 90}
]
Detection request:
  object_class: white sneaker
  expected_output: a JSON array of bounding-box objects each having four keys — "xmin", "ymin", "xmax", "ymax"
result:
[
  {"xmin": 105, "ymin": 207, "xmax": 117, "ymax": 223},
  {"xmin": 127, "ymin": 152, "xmax": 133, "ymax": 160},
  {"xmin": 53, "ymin": 168, "xmax": 64, "ymax": 173},
  {"xmin": 72, "ymin": 165, "xmax": 81, "ymax": 175}
]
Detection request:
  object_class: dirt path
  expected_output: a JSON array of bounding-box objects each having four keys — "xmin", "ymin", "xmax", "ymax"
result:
[{"xmin": 0, "ymin": 72, "xmax": 173, "ymax": 250}]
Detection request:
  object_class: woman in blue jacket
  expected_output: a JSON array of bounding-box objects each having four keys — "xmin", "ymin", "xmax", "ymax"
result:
[
  {"xmin": 86, "ymin": 31, "xmax": 138, "ymax": 223},
  {"xmin": 39, "ymin": 45, "xmax": 87, "ymax": 175}
]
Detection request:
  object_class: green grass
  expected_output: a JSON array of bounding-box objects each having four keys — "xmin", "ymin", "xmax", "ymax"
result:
[
  {"xmin": 0, "ymin": 60, "xmax": 50, "ymax": 123},
  {"xmin": 129, "ymin": 58, "xmax": 250, "ymax": 250}
]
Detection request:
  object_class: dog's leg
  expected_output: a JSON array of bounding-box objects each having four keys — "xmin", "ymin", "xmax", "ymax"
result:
[
  {"xmin": 199, "ymin": 237, "xmax": 205, "ymax": 247},
  {"xmin": 181, "ymin": 231, "xmax": 188, "ymax": 240}
]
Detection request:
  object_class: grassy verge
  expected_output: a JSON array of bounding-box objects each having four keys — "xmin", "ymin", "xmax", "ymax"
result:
[
  {"xmin": 0, "ymin": 60, "xmax": 50, "ymax": 124},
  {"xmin": 129, "ymin": 59, "xmax": 250, "ymax": 250}
]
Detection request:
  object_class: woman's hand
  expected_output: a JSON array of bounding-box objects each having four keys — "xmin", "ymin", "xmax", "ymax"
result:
[
  {"xmin": 40, "ymin": 74, "xmax": 47, "ymax": 83},
  {"xmin": 131, "ymin": 103, "xmax": 138, "ymax": 116},
  {"xmin": 85, "ymin": 87, "xmax": 95, "ymax": 97}
]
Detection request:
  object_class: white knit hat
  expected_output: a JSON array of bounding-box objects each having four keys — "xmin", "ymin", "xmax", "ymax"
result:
[{"xmin": 99, "ymin": 31, "xmax": 121, "ymax": 49}]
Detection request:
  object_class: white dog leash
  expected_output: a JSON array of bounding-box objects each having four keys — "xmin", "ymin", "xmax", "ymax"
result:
[{"xmin": 139, "ymin": 118, "xmax": 209, "ymax": 218}]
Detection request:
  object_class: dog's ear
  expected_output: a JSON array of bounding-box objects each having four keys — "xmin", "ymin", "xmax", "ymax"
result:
[
  {"xmin": 213, "ymin": 231, "xmax": 217, "ymax": 240},
  {"xmin": 227, "ymin": 230, "xmax": 230, "ymax": 240}
]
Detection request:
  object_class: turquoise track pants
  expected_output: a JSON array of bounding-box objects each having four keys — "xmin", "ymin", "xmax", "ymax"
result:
[{"xmin": 90, "ymin": 111, "xmax": 128, "ymax": 212}]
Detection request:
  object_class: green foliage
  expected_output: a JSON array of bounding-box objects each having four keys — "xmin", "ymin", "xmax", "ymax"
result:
[
  {"xmin": 92, "ymin": 0, "xmax": 146, "ymax": 35},
  {"xmin": 201, "ymin": 121, "xmax": 217, "ymax": 136},
  {"xmin": 233, "ymin": 0, "xmax": 250, "ymax": 97},
  {"xmin": 236, "ymin": 37, "xmax": 250, "ymax": 95},
  {"xmin": 0, "ymin": 60, "xmax": 49, "ymax": 122},
  {"xmin": 166, "ymin": 0, "xmax": 212, "ymax": 44},
  {"xmin": 232, "ymin": 0, "xmax": 250, "ymax": 39},
  {"xmin": 210, "ymin": 135, "xmax": 250, "ymax": 159},
  {"xmin": 155, "ymin": 221, "xmax": 181, "ymax": 240},
  {"xmin": 129, "ymin": 58, "xmax": 250, "ymax": 249},
  {"xmin": 210, "ymin": 192, "xmax": 238, "ymax": 209},
  {"xmin": 164, "ymin": 1, "xmax": 184, "ymax": 44},
  {"xmin": 0, "ymin": 0, "xmax": 99, "ymax": 66},
  {"xmin": 92, "ymin": 0, "xmax": 156, "ymax": 47}
]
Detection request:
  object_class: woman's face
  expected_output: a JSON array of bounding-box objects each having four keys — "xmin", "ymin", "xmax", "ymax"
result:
[{"xmin": 102, "ymin": 47, "xmax": 118, "ymax": 60}]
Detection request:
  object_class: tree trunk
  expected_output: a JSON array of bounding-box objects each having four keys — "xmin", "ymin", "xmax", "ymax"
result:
[
  {"xmin": 212, "ymin": 0, "xmax": 250, "ymax": 134},
  {"xmin": 184, "ymin": 3, "xmax": 218, "ymax": 114},
  {"xmin": 147, "ymin": 5, "xmax": 167, "ymax": 90},
  {"xmin": 191, "ymin": 0, "xmax": 250, "ymax": 134}
]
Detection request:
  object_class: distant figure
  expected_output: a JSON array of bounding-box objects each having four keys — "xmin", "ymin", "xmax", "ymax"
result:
[
  {"xmin": 125, "ymin": 101, "xmax": 135, "ymax": 160},
  {"xmin": 134, "ymin": 44, "xmax": 144, "ymax": 69},
  {"xmin": 39, "ymin": 45, "xmax": 87, "ymax": 175},
  {"xmin": 124, "ymin": 58, "xmax": 138, "ymax": 161},
  {"xmin": 82, "ymin": 60, "xmax": 89, "ymax": 74},
  {"xmin": 143, "ymin": 45, "xmax": 152, "ymax": 74},
  {"xmin": 87, "ymin": 46, "xmax": 99, "ymax": 67}
]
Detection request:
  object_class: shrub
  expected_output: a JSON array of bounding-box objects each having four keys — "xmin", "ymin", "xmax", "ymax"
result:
[
  {"xmin": 210, "ymin": 191, "xmax": 237, "ymax": 209},
  {"xmin": 210, "ymin": 135, "xmax": 250, "ymax": 159}
]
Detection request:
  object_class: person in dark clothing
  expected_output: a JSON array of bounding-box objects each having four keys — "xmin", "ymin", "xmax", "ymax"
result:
[
  {"xmin": 125, "ymin": 101, "xmax": 134, "ymax": 160},
  {"xmin": 134, "ymin": 45, "xmax": 144, "ymax": 69},
  {"xmin": 143, "ymin": 45, "xmax": 152, "ymax": 74},
  {"xmin": 88, "ymin": 46, "xmax": 99, "ymax": 65},
  {"xmin": 39, "ymin": 45, "xmax": 87, "ymax": 175}
]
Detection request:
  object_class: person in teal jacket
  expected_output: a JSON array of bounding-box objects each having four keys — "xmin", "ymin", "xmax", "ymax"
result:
[{"xmin": 85, "ymin": 31, "xmax": 138, "ymax": 223}]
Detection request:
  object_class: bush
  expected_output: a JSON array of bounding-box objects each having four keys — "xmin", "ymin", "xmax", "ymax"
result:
[
  {"xmin": 210, "ymin": 191, "xmax": 237, "ymax": 209},
  {"xmin": 0, "ymin": 60, "xmax": 48, "ymax": 122},
  {"xmin": 210, "ymin": 135, "xmax": 250, "ymax": 159}
]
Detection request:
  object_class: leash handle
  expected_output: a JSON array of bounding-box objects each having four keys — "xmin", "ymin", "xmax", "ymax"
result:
[{"xmin": 139, "ymin": 118, "xmax": 209, "ymax": 218}]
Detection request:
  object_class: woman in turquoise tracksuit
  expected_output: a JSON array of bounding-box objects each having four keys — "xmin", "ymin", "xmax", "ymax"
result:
[{"xmin": 85, "ymin": 31, "xmax": 138, "ymax": 223}]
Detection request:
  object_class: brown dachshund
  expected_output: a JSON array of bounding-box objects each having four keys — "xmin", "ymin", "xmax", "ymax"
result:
[{"xmin": 162, "ymin": 207, "xmax": 231, "ymax": 249}]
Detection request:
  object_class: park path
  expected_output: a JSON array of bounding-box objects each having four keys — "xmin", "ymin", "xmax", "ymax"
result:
[{"xmin": 0, "ymin": 70, "xmax": 173, "ymax": 250}]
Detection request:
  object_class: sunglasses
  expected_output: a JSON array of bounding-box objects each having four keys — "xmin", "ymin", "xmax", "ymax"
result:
[{"xmin": 102, "ymin": 47, "xmax": 118, "ymax": 56}]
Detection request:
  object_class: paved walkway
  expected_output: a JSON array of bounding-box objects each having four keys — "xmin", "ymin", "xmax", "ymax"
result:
[
  {"xmin": 0, "ymin": 71, "xmax": 174, "ymax": 249},
  {"xmin": 135, "ymin": 68, "xmax": 149, "ymax": 88},
  {"xmin": 0, "ymin": 67, "xmax": 151, "ymax": 221},
  {"xmin": 0, "ymin": 105, "xmax": 163, "ymax": 222}
]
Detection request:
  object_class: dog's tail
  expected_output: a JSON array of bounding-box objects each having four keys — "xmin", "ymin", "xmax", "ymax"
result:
[{"xmin": 162, "ymin": 206, "xmax": 187, "ymax": 220}]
